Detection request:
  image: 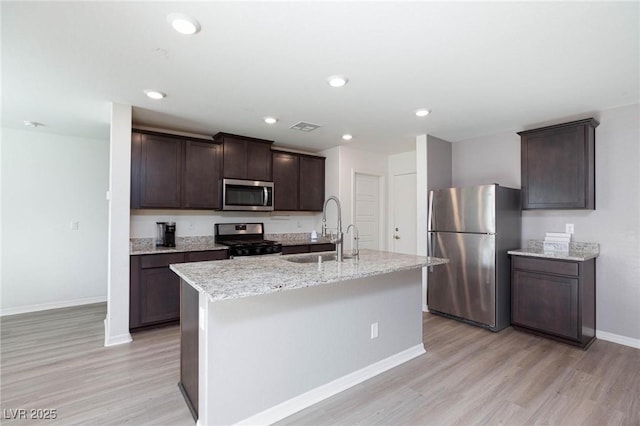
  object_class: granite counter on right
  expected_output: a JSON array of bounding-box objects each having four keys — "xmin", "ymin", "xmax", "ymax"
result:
[{"xmin": 508, "ymin": 240, "xmax": 599, "ymax": 349}]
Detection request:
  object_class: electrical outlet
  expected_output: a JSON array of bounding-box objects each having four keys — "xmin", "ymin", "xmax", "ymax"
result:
[
  {"xmin": 566, "ymin": 223, "xmax": 575, "ymax": 234},
  {"xmin": 70, "ymin": 221, "xmax": 79, "ymax": 231},
  {"xmin": 371, "ymin": 322, "xmax": 379, "ymax": 339}
]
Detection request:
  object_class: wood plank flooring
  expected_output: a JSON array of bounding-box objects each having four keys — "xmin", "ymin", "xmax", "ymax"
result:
[
  {"xmin": 1, "ymin": 304, "xmax": 192, "ymax": 426},
  {"xmin": 2, "ymin": 303, "xmax": 638, "ymax": 425}
]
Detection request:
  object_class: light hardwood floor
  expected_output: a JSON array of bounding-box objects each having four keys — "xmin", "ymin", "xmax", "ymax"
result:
[{"xmin": 1, "ymin": 303, "xmax": 638, "ymax": 425}]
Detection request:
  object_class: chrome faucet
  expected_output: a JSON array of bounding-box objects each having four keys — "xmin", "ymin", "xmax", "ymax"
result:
[
  {"xmin": 321, "ymin": 196, "xmax": 344, "ymax": 262},
  {"xmin": 346, "ymin": 224, "xmax": 360, "ymax": 260}
]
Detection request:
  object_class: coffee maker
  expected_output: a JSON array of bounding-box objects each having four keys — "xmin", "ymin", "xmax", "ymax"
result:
[{"xmin": 156, "ymin": 222, "xmax": 176, "ymax": 247}]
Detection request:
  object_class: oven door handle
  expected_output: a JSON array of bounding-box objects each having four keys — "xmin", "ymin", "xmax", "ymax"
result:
[{"xmin": 263, "ymin": 186, "xmax": 269, "ymax": 206}]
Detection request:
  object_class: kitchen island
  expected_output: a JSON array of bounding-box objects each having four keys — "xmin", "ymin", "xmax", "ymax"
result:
[{"xmin": 170, "ymin": 250, "xmax": 447, "ymax": 425}]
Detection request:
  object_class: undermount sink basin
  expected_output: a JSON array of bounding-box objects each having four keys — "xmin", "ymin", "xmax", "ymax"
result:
[{"xmin": 285, "ymin": 253, "xmax": 355, "ymax": 263}]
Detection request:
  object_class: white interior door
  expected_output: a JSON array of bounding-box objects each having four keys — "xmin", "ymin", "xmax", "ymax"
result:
[
  {"xmin": 391, "ymin": 172, "xmax": 417, "ymax": 254},
  {"xmin": 354, "ymin": 173, "xmax": 380, "ymax": 250}
]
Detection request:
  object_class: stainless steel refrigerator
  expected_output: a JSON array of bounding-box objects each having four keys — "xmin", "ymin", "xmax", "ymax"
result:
[{"xmin": 427, "ymin": 184, "xmax": 521, "ymax": 331}]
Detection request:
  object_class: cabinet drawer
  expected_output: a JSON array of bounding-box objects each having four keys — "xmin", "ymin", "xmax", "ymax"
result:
[
  {"xmin": 310, "ymin": 243, "xmax": 335, "ymax": 252},
  {"xmin": 512, "ymin": 256, "xmax": 578, "ymax": 277},
  {"xmin": 282, "ymin": 245, "xmax": 309, "ymax": 255},
  {"xmin": 140, "ymin": 253, "xmax": 186, "ymax": 269},
  {"xmin": 186, "ymin": 250, "xmax": 228, "ymax": 262}
]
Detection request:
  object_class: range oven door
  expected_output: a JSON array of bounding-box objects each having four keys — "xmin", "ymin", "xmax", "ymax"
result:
[{"xmin": 222, "ymin": 179, "xmax": 274, "ymax": 211}]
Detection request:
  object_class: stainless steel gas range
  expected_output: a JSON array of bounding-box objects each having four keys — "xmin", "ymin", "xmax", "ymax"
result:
[{"xmin": 214, "ymin": 223, "xmax": 282, "ymax": 257}]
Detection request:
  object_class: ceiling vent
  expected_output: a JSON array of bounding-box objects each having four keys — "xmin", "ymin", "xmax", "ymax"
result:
[{"xmin": 290, "ymin": 121, "xmax": 322, "ymax": 132}]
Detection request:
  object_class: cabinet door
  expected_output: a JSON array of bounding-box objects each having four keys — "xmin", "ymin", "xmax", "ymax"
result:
[
  {"xmin": 130, "ymin": 253, "xmax": 184, "ymax": 330},
  {"xmin": 130, "ymin": 132, "xmax": 143, "ymax": 208},
  {"xmin": 299, "ymin": 156, "xmax": 325, "ymax": 211},
  {"xmin": 520, "ymin": 119, "xmax": 596, "ymax": 210},
  {"xmin": 272, "ymin": 152, "xmax": 299, "ymax": 210},
  {"xmin": 140, "ymin": 133, "xmax": 182, "ymax": 208},
  {"xmin": 139, "ymin": 267, "xmax": 181, "ymax": 325},
  {"xmin": 222, "ymin": 137, "xmax": 247, "ymax": 179},
  {"xmin": 183, "ymin": 141, "xmax": 222, "ymax": 209},
  {"xmin": 512, "ymin": 270, "xmax": 579, "ymax": 340},
  {"xmin": 247, "ymin": 141, "xmax": 273, "ymax": 181}
]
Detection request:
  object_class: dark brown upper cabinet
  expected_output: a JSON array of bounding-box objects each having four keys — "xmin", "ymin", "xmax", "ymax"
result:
[
  {"xmin": 214, "ymin": 132, "xmax": 273, "ymax": 181},
  {"xmin": 272, "ymin": 151, "xmax": 299, "ymax": 211},
  {"xmin": 183, "ymin": 140, "xmax": 222, "ymax": 209},
  {"xmin": 131, "ymin": 130, "xmax": 222, "ymax": 210},
  {"xmin": 299, "ymin": 155, "xmax": 325, "ymax": 211},
  {"xmin": 272, "ymin": 150, "xmax": 325, "ymax": 211},
  {"xmin": 519, "ymin": 118, "xmax": 598, "ymax": 210}
]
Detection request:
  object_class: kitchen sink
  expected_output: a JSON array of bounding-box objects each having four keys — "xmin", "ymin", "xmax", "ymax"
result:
[{"xmin": 285, "ymin": 253, "xmax": 355, "ymax": 263}]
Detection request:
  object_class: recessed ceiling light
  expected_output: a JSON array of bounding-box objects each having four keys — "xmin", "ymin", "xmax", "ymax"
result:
[
  {"xmin": 415, "ymin": 109, "xmax": 431, "ymax": 117},
  {"xmin": 264, "ymin": 117, "xmax": 278, "ymax": 124},
  {"xmin": 167, "ymin": 13, "xmax": 201, "ymax": 35},
  {"xmin": 144, "ymin": 90, "xmax": 166, "ymax": 100},
  {"xmin": 327, "ymin": 75, "xmax": 349, "ymax": 88},
  {"xmin": 23, "ymin": 120, "xmax": 43, "ymax": 128},
  {"xmin": 342, "ymin": 134, "xmax": 353, "ymax": 141}
]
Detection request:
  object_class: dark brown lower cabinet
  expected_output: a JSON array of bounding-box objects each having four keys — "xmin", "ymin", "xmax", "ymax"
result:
[
  {"xmin": 511, "ymin": 256, "xmax": 596, "ymax": 348},
  {"xmin": 130, "ymin": 253, "xmax": 185, "ymax": 330},
  {"xmin": 179, "ymin": 281, "xmax": 199, "ymax": 421},
  {"xmin": 281, "ymin": 243, "xmax": 335, "ymax": 255},
  {"xmin": 130, "ymin": 250, "xmax": 228, "ymax": 331}
]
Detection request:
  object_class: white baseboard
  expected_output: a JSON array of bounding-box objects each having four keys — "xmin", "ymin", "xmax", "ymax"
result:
[
  {"xmin": 104, "ymin": 332, "xmax": 132, "ymax": 347},
  {"xmin": 0, "ymin": 296, "xmax": 107, "ymax": 317},
  {"xmin": 597, "ymin": 330, "xmax": 640, "ymax": 349},
  {"xmin": 103, "ymin": 319, "xmax": 132, "ymax": 347},
  {"xmin": 422, "ymin": 304, "xmax": 429, "ymax": 312},
  {"xmin": 235, "ymin": 343, "xmax": 426, "ymax": 426}
]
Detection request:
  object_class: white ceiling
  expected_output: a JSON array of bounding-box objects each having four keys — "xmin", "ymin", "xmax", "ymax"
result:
[{"xmin": 2, "ymin": 1, "xmax": 638, "ymax": 154}]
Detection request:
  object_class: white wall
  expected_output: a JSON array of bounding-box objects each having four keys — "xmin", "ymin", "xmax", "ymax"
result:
[
  {"xmin": 452, "ymin": 131, "xmax": 520, "ymax": 188},
  {"xmin": 1, "ymin": 128, "xmax": 109, "ymax": 314},
  {"xmin": 321, "ymin": 146, "xmax": 388, "ymax": 251},
  {"xmin": 105, "ymin": 103, "xmax": 133, "ymax": 346},
  {"xmin": 427, "ymin": 135, "xmax": 453, "ymax": 191},
  {"xmin": 130, "ymin": 211, "xmax": 323, "ymax": 238},
  {"xmin": 452, "ymin": 104, "xmax": 640, "ymax": 345}
]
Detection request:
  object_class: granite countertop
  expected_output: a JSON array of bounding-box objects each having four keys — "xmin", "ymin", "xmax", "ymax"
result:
[
  {"xmin": 264, "ymin": 233, "xmax": 334, "ymax": 246},
  {"xmin": 508, "ymin": 240, "xmax": 599, "ymax": 261},
  {"xmin": 130, "ymin": 233, "xmax": 333, "ymax": 255},
  {"xmin": 130, "ymin": 236, "xmax": 228, "ymax": 255},
  {"xmin": 170, "ymin": 249, "xmax": 449, "ymax": 302}
]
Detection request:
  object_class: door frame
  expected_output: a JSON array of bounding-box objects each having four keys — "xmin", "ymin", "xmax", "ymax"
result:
[{"xmin": 350, "ymin": 169, "xmax": 386, "ymax": 251}]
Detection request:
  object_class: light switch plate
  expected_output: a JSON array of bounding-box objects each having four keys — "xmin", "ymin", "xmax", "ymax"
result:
[{"xmin": 565, "ymin": 223, "xmax": 575, "ymax": 234}]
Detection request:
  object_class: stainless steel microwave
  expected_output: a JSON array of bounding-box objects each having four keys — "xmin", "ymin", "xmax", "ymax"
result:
[{"xmin": 222, "ymin": 179, "xmax": 274, "ymax": 211}]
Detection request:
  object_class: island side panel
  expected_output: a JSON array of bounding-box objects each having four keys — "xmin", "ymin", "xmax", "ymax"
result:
[
  {"xmin": 202, "ymin": 268, "xmax": 423, "ymax": 425},
  {"xmin": 178, "ymin": 280, "xmax": 199, "ymax": 420}
]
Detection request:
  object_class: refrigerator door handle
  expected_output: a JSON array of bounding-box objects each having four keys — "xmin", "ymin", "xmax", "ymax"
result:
[
  {"xmin": 427, "ymin": 190, "xmax": 434, "ymax": 232},
  {"xmin": 427, "ymin": 191, "xmax": 435, "ymax": 272},
  {"xmin": 427, "ymin": 232, "xmax": 435, "ymax": 272}
]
